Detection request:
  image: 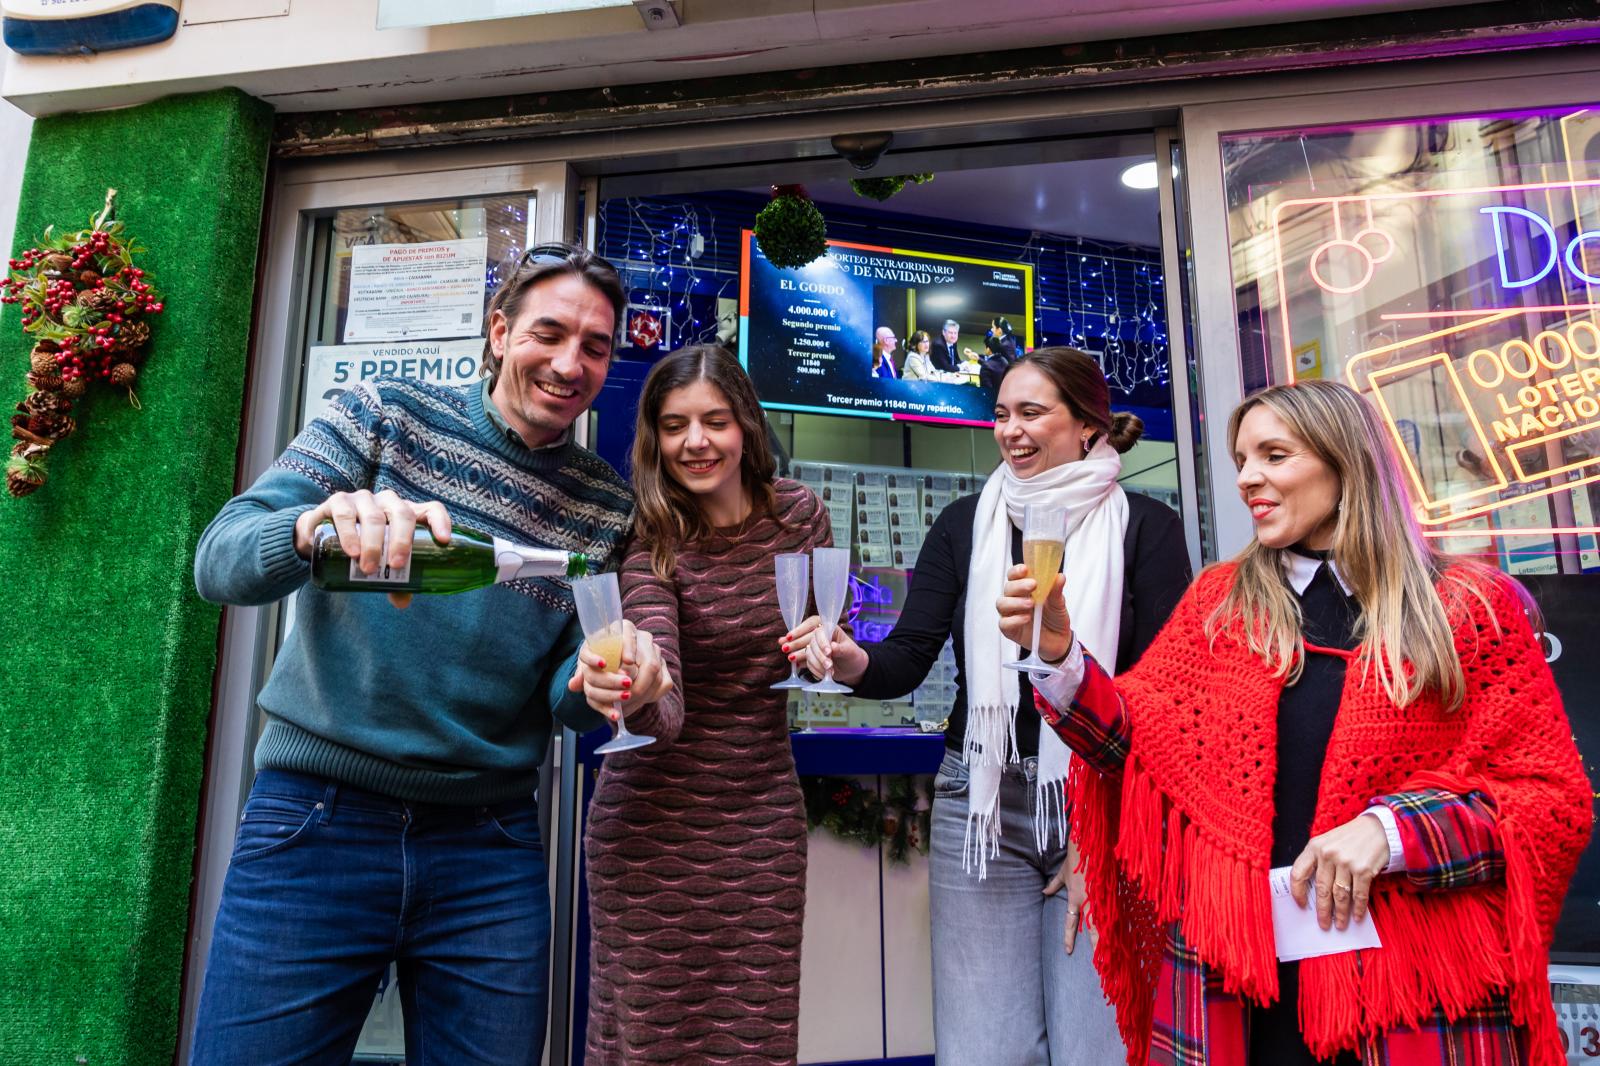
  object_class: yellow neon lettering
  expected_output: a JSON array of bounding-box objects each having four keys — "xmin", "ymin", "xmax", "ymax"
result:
[
  {"xmin": 1572, "ymin": 320, "xmax": 1600, "ymax": 360},
  {"xmin": 1505, "ymin": 339, "xmax": 1539, "ymax": 380},
  {"xmin": 1493, "ymin": 416, "xmax": 1520, "ymax": 442},
  {"xmin": 1519, "ymin": 386, "xmax": 1543, "ymax": 408},
  {"xmin": 1540, "ymin": 406, "xmax": 1564, "ymax": 428},
  {"xmin": 1468, "ymin": 348, "xmax": 1504, "ymax": 389},
  {"xmin": 1522, "ymin": 412, "xmax": 1545, "ymax": 434},
  {"xmin": 1496, "ymin": 391, "xmax": 1522, "ymax": 416},
  {"xmin": 1579, "ymin": 395, "xmax": 1600, "ymax": 419},
  {"xmin": 1561, "ymin": 371, "xmax": 1586, "ymax": 398},
  {"xmin": 1536, "ymin": 330, "xmax": 1575, "ymax": 372},
  {"xmin": 1582, "ymin": 367, "xmax": 1600, "ymax": 391}
]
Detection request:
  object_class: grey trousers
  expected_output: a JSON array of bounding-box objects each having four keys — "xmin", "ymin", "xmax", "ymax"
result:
[{"xmin": 929, "ymin": 749, "xmax": 1125, "ymax": 1066}]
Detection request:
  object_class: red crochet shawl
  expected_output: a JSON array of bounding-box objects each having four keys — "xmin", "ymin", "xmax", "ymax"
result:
[{"xmin": 1071, "ymin": 562, "xmax": 1591, "ymax": 1065}]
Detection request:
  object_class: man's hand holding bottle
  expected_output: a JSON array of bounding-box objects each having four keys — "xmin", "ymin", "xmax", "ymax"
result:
[
  {"xmin": 569, "ymin": 621, "xmax": 674, "ymax": 722},
  {"xmin": 293, "ymin": 488, "xmax": 454, "ymax": 609}
]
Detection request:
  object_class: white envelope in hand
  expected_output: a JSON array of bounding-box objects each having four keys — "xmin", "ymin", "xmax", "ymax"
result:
[{"xmin": 1269, "ymin": 866, "xmax": 1382, "ymax": 962}]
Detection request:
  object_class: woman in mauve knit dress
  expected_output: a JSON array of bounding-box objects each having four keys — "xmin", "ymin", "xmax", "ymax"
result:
[{"xmin": 579, "ymin": 345, "xmax": 830, "ymax": 1066}]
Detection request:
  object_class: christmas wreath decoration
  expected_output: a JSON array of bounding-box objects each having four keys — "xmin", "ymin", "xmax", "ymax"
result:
[
  {"xmin": 849, "ymin": 172, "xmax": 934, "ymax": 203},
  {"xmin": 1, "ymin": 190, "xmax": 164, "ymax": 498},
  {"xmin": 802, "ymin": 773, "xmax": 933, "ymax": 865},
  {"xmin": 753, "ymin": 184, "xmax": 828, "ymax": 269}
]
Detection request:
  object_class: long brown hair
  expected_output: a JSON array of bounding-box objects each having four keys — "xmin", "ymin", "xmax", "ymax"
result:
[
  {"xmin": 1003, "ymin": 347, "xmax": 1144, "ymax": 453},
  {"xmin": 1209, "ymin": 379, "xmax": 1506, "ymax": 711},
  {"xmin": 630, "ymin": 345, "xmax": 780, "ymax": 580}
]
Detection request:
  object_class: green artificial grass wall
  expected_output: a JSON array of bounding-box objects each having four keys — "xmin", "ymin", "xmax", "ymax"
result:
[{"xmin": 0, "ymin": 89, "xmax": 271, "ymax": 1065}]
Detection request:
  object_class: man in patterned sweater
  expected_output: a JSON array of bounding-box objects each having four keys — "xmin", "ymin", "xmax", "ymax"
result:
[{"xmin": 189, "ymin": 244, "xmax": 661, "ymax": 1065}]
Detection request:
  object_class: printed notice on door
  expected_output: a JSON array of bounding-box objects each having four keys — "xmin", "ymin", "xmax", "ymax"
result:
[{"xmin": 344, "ymin": 238, "xmax": 489, "ymax": 343}]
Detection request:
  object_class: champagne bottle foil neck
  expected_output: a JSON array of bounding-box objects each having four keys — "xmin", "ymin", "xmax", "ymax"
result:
[{"xmin": 493, "ymin": 535, "xmax": 578, "ymax": 583}]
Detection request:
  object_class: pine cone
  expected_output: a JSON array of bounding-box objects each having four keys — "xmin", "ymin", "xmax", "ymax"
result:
[
  {"xmin": 110, "ymin": 363, "xmax": 137, "ymax": 388},
  {"xmin": 26, "ymin": 369, "xmax": 63, "ymax": 392},
  {"xmin": 76, "ymin": 288, "xmax": 118, "ymax": 313},
  {"xmin": 22, "ymin": 390, "xmax": 68, "ymax": 416},
  {"xmin": 6, "ymin": 442, "xmax": 47, "ymax": 498},
  {"xmin": 60, "ymin": 377, "xmax": 86, "ymax": 400},
  {"xmin": 30, "ymin": 349, "xmax": 56, "ymax": 374},
  {"xmin": 28, "ymin": 410, "xmax": 74, "ymax": 441},
  {"xmin": 119, "ymin": 321, "xmax": 151, "ymax": 349},
  {"xmin": 42, "ymin": 253, "xmax": 72, "ymax": 274},
  {"xmin": 77, "ymin": 270, "xmax": 101, "ymax": 288},
  {"xmin": 6, "ymin": 468, "xmax": 42, "ymax": 497}
]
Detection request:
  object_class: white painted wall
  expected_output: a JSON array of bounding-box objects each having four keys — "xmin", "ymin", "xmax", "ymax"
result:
[
  {"xmin": 0, "ymin": 0, "xmax": 1489, "ymax": 117},
  {"xmin": 0, "ymin": 49, "xmax": 32, "ymax": 258}
]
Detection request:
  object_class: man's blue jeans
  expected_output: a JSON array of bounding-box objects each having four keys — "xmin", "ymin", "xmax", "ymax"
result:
[{"xmin": 189, "ymin": 769, "xmax": 551, "ymax": 1066}]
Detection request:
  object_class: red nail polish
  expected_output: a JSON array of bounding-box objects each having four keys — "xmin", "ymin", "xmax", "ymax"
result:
[
  {"xmin": 595, "ymin": 659, "xmax": 605, "ymax": 669},
  {"xmin": 621, "ymin": 677, "xmax": 631, "ymax": 688},
  {"xmin": 782, "ymin": 643, "xmax": 791, "ymax": 652}
]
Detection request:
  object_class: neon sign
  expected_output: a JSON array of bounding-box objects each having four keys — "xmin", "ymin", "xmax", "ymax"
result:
[
  {"xmin": 1481, "ymin": 206, "xmax": 1600, "ymax": 289},
  {"xmin": 1269, "ymin": 176, "xmax": 1600, "ymax": 535}
]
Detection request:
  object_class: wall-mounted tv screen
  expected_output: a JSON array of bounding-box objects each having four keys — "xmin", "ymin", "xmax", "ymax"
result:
[{"xmin": 738, "ymin": 230, "xmax": 1034, "ymax": 426}]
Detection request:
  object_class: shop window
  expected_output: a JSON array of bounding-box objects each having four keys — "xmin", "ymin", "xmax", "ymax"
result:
[
  {"xmin": 1224, "ymin": 107, "xmax": 1600, "ymax": 970},
  {"xmin": 1223, "ymin": 107, "xmax": 1600, "ymax": 577},
  {"xmin": 597, "ymin": 178, "xmax": 1180, "ymax": 729}
]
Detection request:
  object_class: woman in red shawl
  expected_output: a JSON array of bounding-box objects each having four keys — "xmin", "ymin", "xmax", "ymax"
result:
[{"xmin": 1000, "ymin": 380, "xmax": 1590, "ymax": 1066}]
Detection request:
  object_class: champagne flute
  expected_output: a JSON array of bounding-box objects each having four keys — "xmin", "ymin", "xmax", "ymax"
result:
[
  {"xmin": 573, "ymin": 572, "xmax": 656, "ymax": 754},
  {"xmin": 771, "ymin": 552, "xmax": 811, "ymax": 690},
  {"xmin": 804, "ymin": 547, "xmax": 854, "ymax": 694},
  {"xmin": 1005, "ymin": 503, "xmax": 1068, "ymax": 672}
]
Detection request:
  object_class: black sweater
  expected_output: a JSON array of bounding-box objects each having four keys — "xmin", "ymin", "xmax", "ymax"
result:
[
  {"xmin": 853, "ymin": 491, "xmax": 1192, "ymax": 755},
  {"xmin": 1253, "ymin": 551, "xmax": 1362, "ymax": 1066}
]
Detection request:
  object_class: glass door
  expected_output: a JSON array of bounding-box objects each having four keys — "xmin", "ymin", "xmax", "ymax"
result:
[
  {"xmin": 1180, "ymin": 69, "xmax": 1600, "ymax": 1009},
  {"xmin": 181, "ymin": 157, "xmax": 584, "ymax": 1066}
]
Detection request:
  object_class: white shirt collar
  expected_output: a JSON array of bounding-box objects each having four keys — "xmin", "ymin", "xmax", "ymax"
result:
[{"xmin": 1284, "ymin": 550, "xmax": 1352, "ymax": 597}]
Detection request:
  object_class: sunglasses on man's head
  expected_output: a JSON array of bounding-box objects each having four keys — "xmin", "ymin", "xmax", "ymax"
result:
[{"xmin": 518, "ymin": 243, "xmax": 618, "ymax": 275}]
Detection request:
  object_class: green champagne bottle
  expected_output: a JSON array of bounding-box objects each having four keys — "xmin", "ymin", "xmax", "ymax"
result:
[{"xmin": 309, "ymin": 521, "xmax": 589, "ymax": 594}]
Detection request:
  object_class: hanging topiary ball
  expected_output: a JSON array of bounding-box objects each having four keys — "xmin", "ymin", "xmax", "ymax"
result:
[
  {"xmin": 849, "ymin": 173, "xmax": 934, "ymax": 203},
  {"xmin": 754, "ymin": 185, "xmax": 828, "ymax": 269}
]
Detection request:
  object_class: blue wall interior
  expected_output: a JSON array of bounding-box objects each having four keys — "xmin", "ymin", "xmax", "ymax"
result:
[{"xmin": 596, "ymin": 190, "xmax": 1174, "ymax": 432}]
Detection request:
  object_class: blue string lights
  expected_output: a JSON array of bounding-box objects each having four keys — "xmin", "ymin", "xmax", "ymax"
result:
[{"xmin": 598, "ymin": 197, "xmax": 739, "ymax": 354}]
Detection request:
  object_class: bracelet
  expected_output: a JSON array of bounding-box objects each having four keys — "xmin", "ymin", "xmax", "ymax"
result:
[{"xmin": 1041, "ymin": 640, "xmax": 1072, "ymax": 667}]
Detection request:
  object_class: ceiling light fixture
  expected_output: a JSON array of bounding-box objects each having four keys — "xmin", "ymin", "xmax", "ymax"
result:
[{"xmin": 1120, "ymin": 161, "xmax": 1159, "ymax": 190}]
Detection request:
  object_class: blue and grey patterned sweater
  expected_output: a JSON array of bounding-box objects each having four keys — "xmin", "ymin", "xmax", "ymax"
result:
[{"xmin": 194, "ymin": 378, "xmax": 633, "ymax": 804}]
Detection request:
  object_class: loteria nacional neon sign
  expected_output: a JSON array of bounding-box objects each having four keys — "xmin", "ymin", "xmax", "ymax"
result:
[{"xmin": 1269, "ymin": 176, "xmax": 1600, "ymax": 536}]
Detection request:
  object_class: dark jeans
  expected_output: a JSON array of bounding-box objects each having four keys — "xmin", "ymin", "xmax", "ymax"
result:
[{"xmin": 190, "ymin": 769, "xmax": 551, "ymax": 1066}]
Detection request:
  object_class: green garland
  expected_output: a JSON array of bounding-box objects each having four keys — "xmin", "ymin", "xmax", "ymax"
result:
[
  {"xmin": 753, "ymin": 185, "xmax": 828, "ymax": 269},
  {"xmin": 1, "ymin": 189, "xmax": 165, "ymax": 497},
  {"xmin": 802, "ymin": 774, "xmax": 933, "ymax": 865},
  {"xmin": 849, "ymin": 173, "xmax": 934, "ymax": 202}
]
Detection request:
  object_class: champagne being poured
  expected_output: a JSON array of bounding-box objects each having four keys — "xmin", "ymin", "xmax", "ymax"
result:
[{"xmin": 309, "ymin": 522, "xmax": 589, "ymax": 595}]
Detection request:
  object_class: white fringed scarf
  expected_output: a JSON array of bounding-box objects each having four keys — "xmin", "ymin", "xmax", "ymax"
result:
[{"xmin": 961, "ymin": 439, "xmax": 1127, "ymax": 876}]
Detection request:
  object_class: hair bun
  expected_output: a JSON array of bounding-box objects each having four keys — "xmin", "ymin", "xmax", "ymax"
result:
[{"xmin": 1107, "ymin": 411, "xmax": 1144, "ymax": 453}]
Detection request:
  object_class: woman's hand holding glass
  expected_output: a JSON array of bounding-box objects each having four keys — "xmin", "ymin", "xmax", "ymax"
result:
[
  {"xmin": 570, "ymin": 618, "xmax": 673, "ymax": 721},
  {"xmin": 782, "ymin": 615, "xmax": 870, "ymax": 687},
  {"xmin": 996, "ymin": 563, "xmax": 1074, "ymax": 665}
]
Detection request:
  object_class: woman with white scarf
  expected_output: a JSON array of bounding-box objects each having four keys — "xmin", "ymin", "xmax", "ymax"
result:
[{"xmin": 786, "ymin": 348, "xmax": 1190, "ymax": 1065}]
